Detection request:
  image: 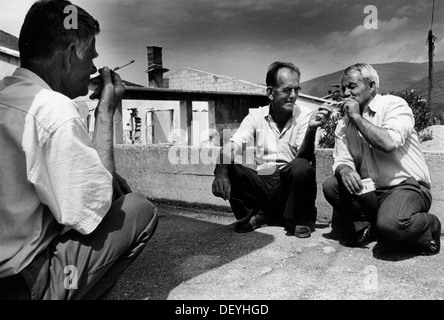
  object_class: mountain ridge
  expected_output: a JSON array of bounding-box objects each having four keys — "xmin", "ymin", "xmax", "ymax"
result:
[{"xmin": 301, "ymin": 61, "xmax": 444, "ymax": 102}]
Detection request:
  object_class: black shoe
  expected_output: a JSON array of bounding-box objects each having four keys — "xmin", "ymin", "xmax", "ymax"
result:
[
  {"xmin": 420, "ymin": 216, "xmax": 441, "ymax": 256},
  {"xmin": 323, "ymin": 224, "xmax": 354, "ymax": 241},
  {"xmin": 341, "ymin": 225, "xmax": 377, "ymax": 247},
  {"xmin": 356, "ymin": 225, "xmax": 378, "ymax": 246},
  {"xmin": 234, "ymin": 210, "xmax": 268, "ymax": 233}
]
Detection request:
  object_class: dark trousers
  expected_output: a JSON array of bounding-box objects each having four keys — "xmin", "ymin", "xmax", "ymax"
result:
[
  {"xmin": 0, "ymin": 193, "xmax": 158, "ymax": 300},
  {"xmin": 322, "ymin": 175, "xmax": 436, "ymax": 250},
  {"xmin": 228, "ymin": 158, "xmax": 317, "ymax": 226}
]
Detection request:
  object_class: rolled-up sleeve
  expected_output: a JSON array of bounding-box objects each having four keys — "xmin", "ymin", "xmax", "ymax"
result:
[
  {"xmin": 381, "ymin": 100, "xmax": 414, "ymax": 149},
  {"xmin": 30, "ymin": 117, "xmax": 113, "ymax": 235},
  {"xmin": 332, "ymin": 118, "xmax": 356, "ymax": 173},
  {"xmin": 295, "ymin": 107, "xmax": 312, "ymax": 149},
  {"xmin": 230, "ymin": 112, "xmax": 255, "ymax": 148}
]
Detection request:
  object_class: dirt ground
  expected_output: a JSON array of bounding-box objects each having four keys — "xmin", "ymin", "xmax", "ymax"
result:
[{"xmin": 420, "ymin": 125, "xmax": 444, "ymax": 151}]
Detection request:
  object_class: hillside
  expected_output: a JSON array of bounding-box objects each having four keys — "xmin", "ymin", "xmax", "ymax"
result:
[
  {"xmin": 404, "ymin": 69, "xmax": 444, "ymax": 112},
  {"xmin": 301, "ymin": 61, "xmax": 444, "ymax": 98}
]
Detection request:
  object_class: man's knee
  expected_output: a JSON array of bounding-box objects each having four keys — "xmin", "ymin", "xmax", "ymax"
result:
[
  {"xmin": 117, "ymin": 193, "xmax": 158, "ymax": 235},
  {"xmin": 285, "ymin": 158, "xmax": 314, "ymax": 181},
  {"xmin": 228, "ymin": 164, "xmax": 251, "ymax": 181},
  {"xmin": 377, "ymin": 216, "xmax": 410, "ymax": 241},
  {"xmin": 322, "ymin": 175, "xmax": 339, "ymax": 201}
]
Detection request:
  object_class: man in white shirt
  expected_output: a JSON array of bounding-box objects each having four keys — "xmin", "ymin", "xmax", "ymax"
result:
[
  {"xmin": 322, "ymin": 63, "xmax": 440, "ymax": 256},
  {"xmin": 212, "ymin": 61, "xmax": 331, "ymax": 238},
  {"xmin": 0, "ymin": 0, "xmax": 158, "ymax": 299}
]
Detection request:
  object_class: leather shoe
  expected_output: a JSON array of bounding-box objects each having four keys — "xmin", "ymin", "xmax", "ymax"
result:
[
  {"xmin": 420, "ymin": 216, "xmax": 441, "ymax": 256},
  {"xmin": 234, "ymin": 210, "xmax": 268, "ymax": 233},
  {"xmin": 294, "ymin": 225, "xmax": 311, "ymax": 238},
  {"xmin": 341, "ymin": 225, "xmax": 377, "ymax": 247},
  {"xmin": 356, "ymin": 225, "xmax": 378, "ymax": 246}
]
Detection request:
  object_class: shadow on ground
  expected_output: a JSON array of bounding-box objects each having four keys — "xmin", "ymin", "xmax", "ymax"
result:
[
  {"xmin": 109, "ymin": 205, "xmax": 274, "ymax": 300},
  {"xmin": 110, "ymin": 204, "xmax": 444, "ymax": 300}
]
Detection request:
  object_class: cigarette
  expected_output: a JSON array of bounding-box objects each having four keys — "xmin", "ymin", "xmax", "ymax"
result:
[
  {"xmin": 90, "ymin": 60, "xmax": 135, "ymax": 81},
  {"xmin": 112, "ymin": 60, "xmax": 135, "ymax": 71}
]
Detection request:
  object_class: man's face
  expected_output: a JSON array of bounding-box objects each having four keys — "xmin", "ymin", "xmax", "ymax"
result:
[
  {"xmin": 269, "ymin": 67, "xmax": 300, "ymax": 114},
  {"xmin": 69, "ymin": 38, "xmax": 98, "ymax": 98},
  {"xmin": 341, "ymin": 71, "xmax": 374, "ymax": 110}
]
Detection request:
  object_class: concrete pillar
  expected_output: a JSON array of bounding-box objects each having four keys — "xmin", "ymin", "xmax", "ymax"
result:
[
  {"xmin": 180, "ymin": 99, "xmax": 193, "ymax": 146},
  {"xmin": 114, "ymin": 100, "xmax": 123, "ymax": 144}
]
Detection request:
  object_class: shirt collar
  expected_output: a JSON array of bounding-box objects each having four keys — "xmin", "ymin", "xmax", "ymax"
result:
[
  {"xmin": 11, "ymin": 67, "xmax": 53, "ymax": 91},
  {"xmin": 367, "ymin": 93, "xmax": 381, "ymax": 113},
  {"xmin": 264, "ymin": 103, "xmax": 299, "ymax": 121}
]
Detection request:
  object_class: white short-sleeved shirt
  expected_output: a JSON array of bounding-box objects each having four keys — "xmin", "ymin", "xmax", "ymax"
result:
[
  {"xmin": 230, "ymin": 104, "xmax": 313, "ymax": 175},
  {"xmin": 333, "ymin": 93, "xmax": 431, "ymax": 188},
  {"xmin": 0, "ymin": 68, "xmax": 113, "ymax": 277}
]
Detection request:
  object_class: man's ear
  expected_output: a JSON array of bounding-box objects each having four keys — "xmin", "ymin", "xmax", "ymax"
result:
[
  {"xmin": 369, "ymin": 81, "xmax": 376, "ymax": 93},
  {"xmin": 266, "ymin": 86, "xmax": 274, "ymax": 100},
  {"xmin": 64, "ymin": 42, "xmax": 78, "ymax": 72}
]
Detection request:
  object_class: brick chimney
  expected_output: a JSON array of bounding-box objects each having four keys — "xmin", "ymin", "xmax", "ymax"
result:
[
  {"xmin": 146, "ymin": 46, "xmax": 169, "ymax": 88},
  {"xmin": 331, "ymin": 84, "xmax": 341, "ymax": 101}
]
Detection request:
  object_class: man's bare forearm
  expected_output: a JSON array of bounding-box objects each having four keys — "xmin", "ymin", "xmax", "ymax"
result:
[
  {"xmin": 349, "ymin": 115, "xmax": 395, "ymax": 153},
  {"xmin": 92, "ymin": 109, "xmax": 123, "ymax": 198},
  {"xmin": 296, "ymin": 126, "xmax": 317, "ymax": 161},
  {"xmin": 214, "ymin": 141, "xmax": 240, "ymax": 176},
  {"xmin": 92, "ymin": 110, "xmax": 116, "ymax": 174}
]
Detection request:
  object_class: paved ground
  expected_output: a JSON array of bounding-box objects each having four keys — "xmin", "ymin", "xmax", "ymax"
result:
[{"xmin": 109, "ymin": 203, "xmax": 444, "ymax": 300}]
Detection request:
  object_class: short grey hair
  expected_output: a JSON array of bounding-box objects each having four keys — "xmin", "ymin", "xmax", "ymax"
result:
[{"xmin": 342, "ymin": 63, "xmax": 380, "ymax": 90}]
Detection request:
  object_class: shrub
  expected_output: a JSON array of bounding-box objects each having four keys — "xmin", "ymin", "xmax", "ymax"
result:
[
  {"xmin": 393, "ymin": 90, "xmax": 432, "ymax": 134},
  {"xmin": 318, "ymin": 116, "xmax": 339, "ymax": 149}
]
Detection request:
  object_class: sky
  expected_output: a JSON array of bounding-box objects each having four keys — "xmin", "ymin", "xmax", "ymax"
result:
[{"xmin": 1, "ymin": 0, "xmax": 443, "ymax": 87}]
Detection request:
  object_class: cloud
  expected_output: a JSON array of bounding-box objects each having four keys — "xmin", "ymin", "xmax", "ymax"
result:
[
  {"xmin": 321, "ymin": 17, "xmax": 410, "ymax": 57},
  {"xmin": 395, "ymin": 0, "xmax": 429, "ymax": 17}
]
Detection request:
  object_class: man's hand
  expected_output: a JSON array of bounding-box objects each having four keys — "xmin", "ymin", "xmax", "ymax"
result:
[
  {"xmin": 339, "ymin": 166, "xmax": 363, "ymax": 195},
  {"xmin": 116, "ymin": 172, "xmax": 132, "ymax": 194},
  {"xmin": 212, "ymin": 173, "xmax": 231, "ymax": 201},
  {"xmin": 342, "ymin": 98, "xmax": 361, "ymax": 121},
  {"xmin": 309, "ymin": 104, "xmax": 332, "ymax": 128},
  {"xmin": 90, "ymin": 67, "xmax": 125, "ymax": 116}
]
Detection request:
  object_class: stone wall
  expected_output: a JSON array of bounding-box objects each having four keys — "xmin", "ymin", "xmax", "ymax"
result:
[{"xmin": 115, "ymin": 145, "xmax": 444, "ymax": 223}]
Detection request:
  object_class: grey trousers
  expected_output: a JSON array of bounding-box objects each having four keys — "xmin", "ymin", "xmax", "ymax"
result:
[
  {"xmin": 0, "ymin": 193, "xmax": 158, "ymax": 300},
  {"xmin": 323, "ymin": 176, "xmax": 436, "ymax": 250}
]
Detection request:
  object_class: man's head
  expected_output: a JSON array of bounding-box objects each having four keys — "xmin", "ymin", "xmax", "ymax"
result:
[
  {"xmin": 266, "ymin": 61, "xmax": 301, "ymax": 115},
  {"xmin": 341, "ymin": 63, "xmax": 379, "ymax": 110},
  {"xmin": 19, "ymin": 0, "xmax": 100, "ymax": 98}
]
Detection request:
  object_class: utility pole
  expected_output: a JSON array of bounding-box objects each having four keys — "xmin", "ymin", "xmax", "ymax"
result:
[{"xmin": 427, "ymin": 0, "xmax": 437, "ymax": 125}]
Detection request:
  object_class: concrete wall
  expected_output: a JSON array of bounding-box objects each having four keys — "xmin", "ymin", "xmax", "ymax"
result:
[{"xmin": 115, "ymin": 145, "xmax": 444, "ymax": 223}]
